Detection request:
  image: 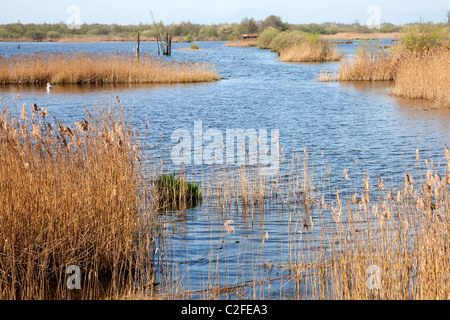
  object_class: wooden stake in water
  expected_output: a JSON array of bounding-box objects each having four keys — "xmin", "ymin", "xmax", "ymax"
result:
[{"xmin": 136, "ymin": 32, "xmax": 140, "ymax": 60}]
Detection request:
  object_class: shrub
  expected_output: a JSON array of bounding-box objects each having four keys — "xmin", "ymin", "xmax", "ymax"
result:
[
  {"xmin": 399, "ymin": 23, "xmax": 449, "ymax": 52},
  {"xmin": 270, "ymin": 30, "xmax": 307, "ymax": 53},
  {"xmin": 24, "ymin": 30, "xmax": 45, "ymax": 41},
  {"xmin": 190, "ymin": 42, "xmax": 199, "ymax": 49},
  {"xmin": 257, "ymin": 27, "xmax": 280, "ymax": 49},
  {"xmin": 46, "ymin": 30, "xmax": 61, "ymax": 40}
]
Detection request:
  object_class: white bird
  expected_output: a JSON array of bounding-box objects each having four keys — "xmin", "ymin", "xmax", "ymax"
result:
[{"xmin": 46, "ymin": 83, "xmax": 52, "ymax": 92}]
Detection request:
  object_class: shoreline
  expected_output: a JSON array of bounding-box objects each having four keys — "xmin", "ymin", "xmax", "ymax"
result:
[
  {"xmin": 0, "ymin": 32, "xmax": 401, "ymax": 44},
  {"xmin": 321, "ymin": 32, "xmax": 400, "ymax": 40}
]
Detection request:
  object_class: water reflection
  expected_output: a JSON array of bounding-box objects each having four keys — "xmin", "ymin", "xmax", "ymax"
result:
[{"xmin": 0, "ymin": 82, "xmax": 207, "ymax": 95}]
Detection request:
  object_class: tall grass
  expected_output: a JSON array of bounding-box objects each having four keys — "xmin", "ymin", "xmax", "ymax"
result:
[
  {"xmin": 150, "ymin": 145, "xmax": 450, "ymax": 300},
  {"xmin": 0, "ymin": 97, "xmax": 157, "ymax": 299},
  {"xmin": 338, "ymin": 41, "xmax": 400, "ymax": 81},
  {"xmin": 391, "ymin": 47, "xmax": 450, "ymax": 106},
  {"xmin": 0, "ymin": 52, "xmax": 220, "ymax": 85},
  {"xmin": 279, "ymin": 34, "xmax": 340, "ymax": 62},
  {"xmin": 314, "ymin": 150, "xmax": 450, "ymax": 299},
  {"xmin": 223, "ymin": 40, "xmax": 258, "ymax": 47}
]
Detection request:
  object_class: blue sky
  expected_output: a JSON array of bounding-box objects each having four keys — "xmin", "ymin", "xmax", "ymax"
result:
[{"xmin": 0, "ymin": 0, "xmax": 448, "ymax": 25}]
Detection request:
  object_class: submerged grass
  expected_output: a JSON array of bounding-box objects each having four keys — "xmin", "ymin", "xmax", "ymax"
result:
[
  {"xmin": 155, "ymin": 174, "xmax": 202, "ymax": 210},
  {"xmin": 0, "ymin": 52, "xmax": 220, "ymax": 85}
]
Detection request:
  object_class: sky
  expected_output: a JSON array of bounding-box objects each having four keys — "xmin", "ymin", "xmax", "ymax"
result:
[{"xmin": 0, "ymin": 0, "xmax": 448, "ymax": 25}]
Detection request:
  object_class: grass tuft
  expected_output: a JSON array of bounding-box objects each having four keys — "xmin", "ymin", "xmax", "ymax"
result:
[{"xmin": 155, "ymin": 174, "xmax": 202, "ymax": 210}]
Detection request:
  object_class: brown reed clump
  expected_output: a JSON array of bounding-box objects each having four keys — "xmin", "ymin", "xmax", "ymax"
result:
[
  {"xmin": 391, "ymin": 47, "xmax": 450, "ymax": 107},
  {"xmin": 332, "ymin": 25, "xmax": 449, "ymax": 106},
  {"xmin": 0, "ymin": 52, "xmax": 220, "ymax": 85},
  {"xmin": 317, "ymin": 70, "xmax": 338, "ymax": 82},
  {"xmin": 318, "ymin": 152, "xmax": 450, "ymax": 299},
  {"xmin": 0, "ymin": 97, "xmax": 156, "ymax": 299},
  {"xmin": 279, "ymin": 39, "xmax": 341, "ymax": 63},
  {"xmin": 337, "ymin": 41, "xmax": 400, "ymax": 81},
  {"xmin": 223, "ymin": 39, "xmax": 258, "ymax": 47}
]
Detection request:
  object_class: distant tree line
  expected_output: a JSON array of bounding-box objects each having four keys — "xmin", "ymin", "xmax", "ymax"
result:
[{"xmin": 0, "ymin": 14, "xmax": 445, "ymax": 42}]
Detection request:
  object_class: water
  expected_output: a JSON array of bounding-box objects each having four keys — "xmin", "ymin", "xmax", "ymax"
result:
[{"xmin": 1, "ymin": 40, "xmax": 449, "ymax": 299}]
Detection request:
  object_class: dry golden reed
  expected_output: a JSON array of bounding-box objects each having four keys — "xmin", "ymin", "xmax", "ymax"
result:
[
  {"xmin": 330, "ymin": 25, "xmax": 449, "ymax": 106},
  {"xmin": 223, "ymin": 40, "xmax": 258, "ymax": 47},
  {"xmin": 279, "ymin": 40, "xmax": 341, "ymax": 63},
  {"xmin": 391, "ymin": 47, "xmax": 450, "ymax": 107},
  {"xmin": 0, "ymin": 52, "xmax": 220, "ymax": 85},
  {"xmin": 337, "ymin": 42, "xmax": 399, "ymax": 81},
  {"xmin": 152, "ymin": 146, "xmax": 450, "ymax": 300},
  {"xmin": 0, "ymin": 98, "xmax": 156, "ymax": 299}
]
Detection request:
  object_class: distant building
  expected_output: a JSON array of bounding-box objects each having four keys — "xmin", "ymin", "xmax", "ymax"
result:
[{"xmin": 242, "ymin": 33, "xmax": 259, "ymax": 39}]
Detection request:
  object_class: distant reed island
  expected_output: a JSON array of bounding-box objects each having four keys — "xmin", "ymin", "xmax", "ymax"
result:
[
  {"xmin": 0, "ymin": 52, "xmax": 220, "ymax": 85},
  {"xmin": 318, "ymin": 24, "xmax": 450, "ymax": 107}
]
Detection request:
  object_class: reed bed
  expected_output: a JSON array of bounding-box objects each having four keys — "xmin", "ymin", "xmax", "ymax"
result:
[
  {"xmin": 0, "ymin": 97, "xmax": 157, "ymax": 299},
  {"xmin": 316, "ymin": 150, "xmax": 450, "ymax": 299},
  {"xmin": 279, "ymin": 40, "xmax": 341, "ymax": 62},
  {"xmin": 391, "ymin": 47, "xmax": 450, "ymax": 107},
  {"xmin": 337, "ymin": 42, "xmax": 399, "ymax": 81},
  {"xmin": 151, "ymin": 146, "xmax": 450, "ymax": 300},
  {"xmin": 328, "ymin": 25, "xmax": 450, "ymax": 106},
  {"xmin": 223, "ymin": 40, "xmax": 258, "ymax": 47},
  {"xmin": 2, "ymin": 95, "xmax": 449, "ymax": 300},
  {"xmin": 0, "ymin": 52, "xmax": 220, "ymax": 85}
]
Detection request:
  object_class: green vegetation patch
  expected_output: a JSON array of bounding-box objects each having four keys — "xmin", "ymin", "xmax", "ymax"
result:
[{"xmin": 155, "ymin": 174, "xmax": 202, "ymax": 209}]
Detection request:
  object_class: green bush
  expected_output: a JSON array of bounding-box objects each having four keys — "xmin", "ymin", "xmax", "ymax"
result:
[
  {"xmin": 400, "ymin": 24, "xmax": 449, "ymax": 52},
  {"xmin": 190, "ymin": 42, "xmax": 199, "ymax": 49},
  {"xmin": 270, "ymin": 30, "xmax": 307, "ymax": 53},
  {"xmin": 46, "ymin": 31, "xmax": 61, "ymax": 40},
  {"xmin": 257, "ymin": 27, "xmax": 280, "ymax": 49},
  {"xmin": 154, "ymin": 174, "xmax": 202, "ymax": 209},
  {"xmin": 24, "ymin": 30, "xmax": 45, "ymax": 41}
]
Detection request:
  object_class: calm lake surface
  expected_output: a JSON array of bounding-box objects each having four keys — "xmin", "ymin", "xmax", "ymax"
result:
[{"xmin": 1, "ymin": 40, "xmax": 449, "ymax": 299}]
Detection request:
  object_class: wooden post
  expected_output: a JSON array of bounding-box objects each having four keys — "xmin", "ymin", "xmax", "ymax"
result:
[
  {"xmin": 136, "ymin": 32, "xmax": 140, "ymax": 59},
  {"xmin": 162, "ymin": 33, "xmax": 172, "ymax": 56},
  {"xmin": 156, "ymin": 33, "xmax": 160, "ymax": 55}
]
